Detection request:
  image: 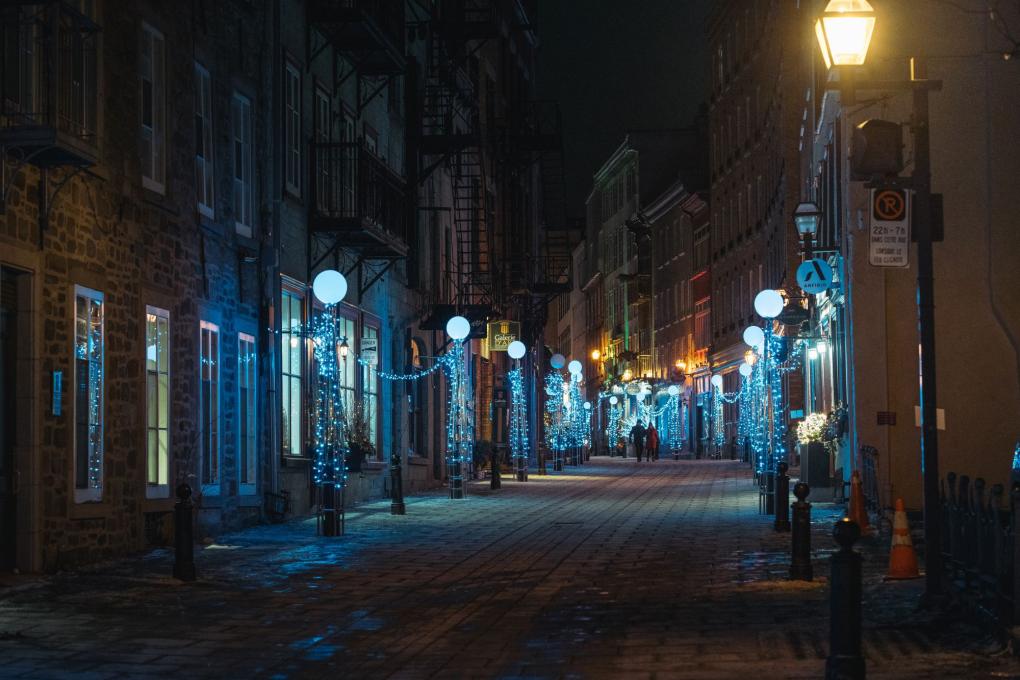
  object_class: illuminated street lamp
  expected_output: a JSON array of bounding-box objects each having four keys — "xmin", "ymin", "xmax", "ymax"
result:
[
  {"xmin": 794, "ymin": 201, "xmax": 822, "ymax": 257},
  {"xmin": 591, "ymin": 349, "xmax": 601, "ymax": 361},
  {"xmin": 814, "ymin": 0, "xmax": 876, "ymax": 69},
  {"xmin": 814, "ymin": 0, "xmax": 945, "ymax": 601}
]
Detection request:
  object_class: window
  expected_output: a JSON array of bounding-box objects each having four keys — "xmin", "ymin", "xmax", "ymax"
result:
[
  {"xmin": 200, "ymin": 321, "xmax": 220, "ymax": 493},
  {"xmin": 238, "ymin": 333, "xmax": 257, "ymax": 495},
  {"xmin": 195, "ymin": 63, "xmax": 214, "ymax": 216},
  {"xmin": 336, "ymin": 314, "xmax": 356, "ymax": 425},
  {"xmin": 314, "ymin": 87, "xmax": 330, "ymax": 210},
  {"xmin": 140, "ymin": 24, "xmax": 165, "ymax": 193},
  {"xmin": 232, "ymin": 93, "xmax": 254, "ymax": 236},
  {"xmin": 362, "ymin": 325, "xmax": 379, "ymax": 452},
  {"xmin": 145, "ymin": 306, "xmax": 170, "ymax": 499},
  {"xmin": 281, "ymin": 290, "xmax": 304, "ymax": 456},
  {"xmin": 74, "ymin": 286, "xmax": 103, "ymax": 503},
  {"xmin": 284, "ymin": 60, "xmax": 301, "ymax": 194}
]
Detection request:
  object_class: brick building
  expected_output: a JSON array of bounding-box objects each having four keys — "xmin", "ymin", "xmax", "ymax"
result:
[{"xmin": 706, "ymin": 0, "xmax": 807, "ymax": 448}]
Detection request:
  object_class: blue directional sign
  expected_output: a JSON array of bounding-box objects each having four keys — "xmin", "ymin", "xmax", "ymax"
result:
[{"xmin": 797, "ymin": 258, "xmax": 833, "ymax": 295}]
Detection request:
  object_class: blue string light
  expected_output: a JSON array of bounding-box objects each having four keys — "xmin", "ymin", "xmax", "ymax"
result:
[
  {"xmin": 310, "ymin": 306, "xmax": 349, "ymax": 491},
  {"xmin": 508, "ymin": 367, "xmax": 529, "ymax": 470}
]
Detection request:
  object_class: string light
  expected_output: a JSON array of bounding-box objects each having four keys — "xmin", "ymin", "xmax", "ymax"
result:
[
  {"xmin": 544, "ymin": 370, "xmax": 567, "ymax": 467},
  {"xmin": 309, "ymin": 306, "xmax": 349, "ymax": 491},
  {"xmin": 508, "ymin": 367, "xmax": 529, "ymax": 472}
]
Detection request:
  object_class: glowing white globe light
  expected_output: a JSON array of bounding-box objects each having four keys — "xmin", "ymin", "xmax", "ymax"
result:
[
  {"xmin": 568, "ymin": 360, "xmax": 583, "ymax": 375},
  {"xmin": 507, "ymin": 340, "xmax": 526, "ymax": 359},
  {"xmin": 754, "ymin": 289, "xmax": 785, "ymax": 319},
  {"xmin": 583, "ymin": 401, "xmax": 592, "ymax": 410},
  {"xmin": 817, "ymin": 340, "xmax": 829, "ymax": 355},
  {"xmin": 739, "ymin": 362, "xmax": 753, "ymax": 378},
  {"xmin": 446, "ymin": 315, "xmax": 470, "ymax": 340},
  {"xmin": 667, "ymin": 385, "xmax": 680, "ymax": 397},
  {"xmin": 609, "ymin": 396, "xmax": 619, "ymax": 405},
  {"xmin": 550, "ymin": 353, "xmax": 566, "ymax": 369},
  {"xmin": 312, "ymin": 269, "xmax": 348, "ymax": 305},
  {"xmin": 711, "ymin": 374, "xmax": 724, "ymax": 389},
  {"xmin": 743, "ymin": 325, "xmax": 765, "ymax": 349}
]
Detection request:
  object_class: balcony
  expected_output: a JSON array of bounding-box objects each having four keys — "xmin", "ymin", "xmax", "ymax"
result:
[
  {"xmin": 309, "ymin": 142, "xmax": 408, "ymax": 259},
  {"xmin": 434, "ymin": 0, "xmax": 498, "ymax": 42},
  {"xmin": 0, "ymin": 2, "xmax": 99, "ymax": 168},
  {"xmin": 308, "ymin": 0, "xmax": 405, "ymax": 75}
]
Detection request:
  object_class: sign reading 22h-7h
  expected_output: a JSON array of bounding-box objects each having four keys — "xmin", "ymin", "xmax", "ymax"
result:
[{"xmin": 869, "ymin": 188, "xmax": 911, "ymax": 267}]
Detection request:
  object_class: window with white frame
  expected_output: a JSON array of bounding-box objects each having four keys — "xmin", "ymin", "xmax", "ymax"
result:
[
  {"xmin": 200, "ymin": 321, "xmax": 220, "ymax": 493},
  {"xmin": 361, "ymin": 325, "xmax": 379, "ymax": 452},
  {"xmin": 140, "ymin": 23, "xmax": 165, "ymax": 193},
  {"xmin": 284, "ymin": 60, "xmax": 301, "ymax": 194},
  {"xmin": 232, "ymin": 93, "xmax": 254, "ymax": 236},
  {"xmin": 281, "ymin": 290, "xmax": 304, "ymax": 456},
  {"xmin": 74, "ymin": 286, "xmax": 104, "ymax": 503},
  {"xmin": 238, "ymin": 333, "xmax": 257, "ymax": 494},
  {"xmin": 195, "ymin": 63, "xmax": 214, "ymax": 216},
  {"xmin": 336, "ymin": 314, "xmax": 356, "ymax": 424},
  {"xmin": 145, "ymin": 306, "xmax": 170, "ymax": 499}
]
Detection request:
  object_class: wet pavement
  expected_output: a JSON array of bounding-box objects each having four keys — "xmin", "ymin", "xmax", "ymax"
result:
[{"xmin": 1, "ymin": 459, "xmax": 1018, "ymax": 679}]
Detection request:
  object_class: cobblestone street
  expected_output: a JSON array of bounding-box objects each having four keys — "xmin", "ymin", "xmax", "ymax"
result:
[{"xmin": 1, "ymin": 459, "xmax": 1017, "ymax": 679}]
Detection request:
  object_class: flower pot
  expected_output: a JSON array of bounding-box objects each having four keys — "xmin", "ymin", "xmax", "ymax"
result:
[{"xmin": 800, "ymin": 441, "xmax": 829, "ymax": 489}]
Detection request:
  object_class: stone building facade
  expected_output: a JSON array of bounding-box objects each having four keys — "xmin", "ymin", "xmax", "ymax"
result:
[
  {"xmin": 706, "ymin": 0, "xmax": 808, "ymax": 447},
  {"xmin": 0, "ymin": 0, "xmax": 557, "ymax": 573}
]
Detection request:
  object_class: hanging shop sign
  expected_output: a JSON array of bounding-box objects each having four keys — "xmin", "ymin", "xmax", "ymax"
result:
[
  {"xmin": 869, "ymin": 188, "xmax": 911, "ymax": 267},
  {"xmin": 796, "ymin": 258, "xmax": 834, "ymax": 295},
  {"xmin": 486, "ymin": 320, "xmax": 520, "ymax": 352},
  {"xmin": 361, "ymin": 336, "xmax": 378, "ymax": 365}
]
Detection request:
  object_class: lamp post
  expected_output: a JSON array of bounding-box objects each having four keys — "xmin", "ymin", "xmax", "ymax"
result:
[
  {"xmin": 794, "ymin": 201, "xmax": 822, "ymax": 258},
  {"xmin": 446, "ymin": 315, "xmax": 471, "ymax": 499},
  {"xmin": 754, "ymin": 290, "xmax": 785, "ymax": 515},
  {"xmin": 814, "ymin": 0, "xmax": 944, "ymax": 599}
]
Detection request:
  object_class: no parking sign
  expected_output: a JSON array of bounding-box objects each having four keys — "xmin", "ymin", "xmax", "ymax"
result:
[{"xmin": 797, "ymin": 258, "xmax": 833, "ymax": 295}]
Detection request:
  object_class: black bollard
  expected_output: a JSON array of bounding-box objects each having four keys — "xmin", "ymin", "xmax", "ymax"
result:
[
  {"xmin": 826, "ymin": 518, "xmax": 865, "ymax": 680},
  {"xmin": 173, "ymin": 483, "xmax": 196, "ymax": 582},
  {"xmin": 390, "ymin": 448, "xmax": 406, "ymax": 514},
  {"xmin": 774, "ymin": 462, "xmax": 791, "ymax": 532},
  {"xmin": 790, "ymin": 481, "xmax": 813, "ymax": 581}
]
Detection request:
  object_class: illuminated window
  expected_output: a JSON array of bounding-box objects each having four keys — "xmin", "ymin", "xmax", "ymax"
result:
[
  {"xmin": 145, "ymin": 306, "xmax": 170, "ymax": 499},
  {"xmin": 200, "ymin": 321, "xmax": 220, "ymax": 493},
  {"xmin": 238, "ymin": 333, "xmax": 257, "ymax": 494},
  {"xmin": 74, "ymin": 286, "xmax": 104, "ymax": 503},
  {"xmin": 281, "ymin": 290, "xmax": 304, "ymax": 457},
  {"xmin": 362, "ymin": 325, "xmax": 379, "ymax": 452}
]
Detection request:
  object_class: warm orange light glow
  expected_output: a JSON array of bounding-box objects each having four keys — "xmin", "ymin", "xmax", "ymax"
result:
[
  {"xmin": 675, "ymin": 359, "xmax": 685, "ymax": 371},
  {"xmin": 622, "ymin": 369, "xmax": 633, "ymax": 382},
  {"xmin": 745, "ymin": 350, "xmax": 756, "ymax": 365},
  {"xmin": 591, "ymin": 349, "xmax": 601, "ymax": 361}
]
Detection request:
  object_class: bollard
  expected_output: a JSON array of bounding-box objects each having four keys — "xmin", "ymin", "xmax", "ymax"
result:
[
  {"xmin": 774, "ymin": 462, "xmax": 791, "ymax": 532},
  {"xmin": 826, "ymin": 518, "xmax": 865, "ymax": 680},
  {"xmin": 390, "ymin": 448, "xmax": 406, "ymax": 514},
  {"xmin": 790, "ymin": 481, "xmax": 813, "ymax": 581},
  {"xmin": 173, "ymin": 483, "xmax": 196, "ymax": 582}
]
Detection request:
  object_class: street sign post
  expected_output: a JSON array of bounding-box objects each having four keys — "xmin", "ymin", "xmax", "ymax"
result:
[{"xmin": 869, "ymin": 188, "xmax": 911, "ymax": 267}]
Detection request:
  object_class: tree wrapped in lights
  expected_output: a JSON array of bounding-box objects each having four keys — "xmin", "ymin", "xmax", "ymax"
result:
[
  {"xmin": 508, "ymin": 366, "xmax": 529, "ymax": 475},
  {"xmin": 442, "ymin": 331, "xmax": 471, "ymax": 499},
  {"xmin": 310, "ymin": 308, "xmax": 350, "ymax": 499},
  {"xmin": 544, "ymin": 370, "xmax": 567, "ymax": 469},
  {"xmin": 606, "ymin": 397, "xmax": 622, "ymax": 455},
  {"xmin": 567, "ymin": 371, "xmax": 587, "ymax": 449}
]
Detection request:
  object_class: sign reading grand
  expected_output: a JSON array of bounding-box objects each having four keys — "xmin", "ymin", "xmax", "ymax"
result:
[
  {"xmin": 869, "ymin": 188, "xmax": 911, "ymax": 267},
  {"xmin": 486, "ymin": 320, "xmax": 521, "ymax": 352},
  {"xmin": 796, "ymin": 258, "xmax": 833, "ymax": 295}
]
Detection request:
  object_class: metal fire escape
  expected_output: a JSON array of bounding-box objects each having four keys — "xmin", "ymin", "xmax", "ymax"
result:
[
  {"xmin": 0, "ymin": 1, "xmax": 100, "ymax": 233},
  {"xmin": 305, "ymin": 0, "xmax": 409, "ymax": 297},
  {"xmin": 417, "ymin": 0, "xmax": 497, "ymax": 331}
]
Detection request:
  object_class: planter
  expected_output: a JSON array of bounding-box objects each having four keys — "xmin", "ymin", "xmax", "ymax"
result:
[
  {"xmin": 800, "ymin": 441, "xmax": 830, "ymax": 489},
  {"xmin": 346, "ymin": 443, "xmax": 369, "ymax": 473}
]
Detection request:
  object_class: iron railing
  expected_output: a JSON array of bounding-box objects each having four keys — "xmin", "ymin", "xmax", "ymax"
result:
[
  {"xmin": 1, "ymin": 2, "xmax": 98, "ymax": 146},
  {"xmin": 310, "ymin": 141, "xmax": 407, "ymax": 243},
  {"xmin": 941, "ymin": 471, "xmax": 1016, "ymax": 626}
]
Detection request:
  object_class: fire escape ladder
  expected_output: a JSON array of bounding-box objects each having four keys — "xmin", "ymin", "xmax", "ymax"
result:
[{"xmin": 452, "ymin": 145, "xmax": 491, "ymax": 311}]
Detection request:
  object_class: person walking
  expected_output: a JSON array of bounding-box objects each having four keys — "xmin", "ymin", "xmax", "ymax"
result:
[
  {"xmin": 646, "ymin": 423, "xmax": 660, "ymax": 461},
  {"xmin": 630, "ymin": 420, "xmax": 647, "ymax": 462}
]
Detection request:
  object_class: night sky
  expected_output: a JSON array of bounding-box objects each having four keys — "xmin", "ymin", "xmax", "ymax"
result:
[{"xmin": 538, "ymin": 0, "xmax": 714, "ymax": 219}]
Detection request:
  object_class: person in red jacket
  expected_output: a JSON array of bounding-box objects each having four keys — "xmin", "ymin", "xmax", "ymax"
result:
[{"xmin": 646, "ymin": 423, "xmax": 660, "ymax": 461}]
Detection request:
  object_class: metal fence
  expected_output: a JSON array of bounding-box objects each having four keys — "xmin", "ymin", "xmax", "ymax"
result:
[{"xmin": 940, "ymin": 471, "xmax": 1016, "ymax": 626}]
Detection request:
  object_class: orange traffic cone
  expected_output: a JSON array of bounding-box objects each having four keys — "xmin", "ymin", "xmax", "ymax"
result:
[
  {"xmin": 887, "ymin": 498, "xmax": 921, "ymax": 579},
  {"xmin": 848, "ymin": 470, "xmax": 871, "ymax": 533}
]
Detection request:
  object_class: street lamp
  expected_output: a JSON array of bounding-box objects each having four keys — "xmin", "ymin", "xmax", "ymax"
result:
[
  {"xmin": 814, "ymin": 0, "xmax": 876, "ymax": 69},
  {"xmin": 591, "ymin": 349, "xmax": 601, "ymax": 361},
  {"xmin": 814, "ymin": 1, "xmax": 945, "ymax": 602},
  {"xmin": 794, "ymin": 201, "xmax": 822, "ymax": 257}
]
